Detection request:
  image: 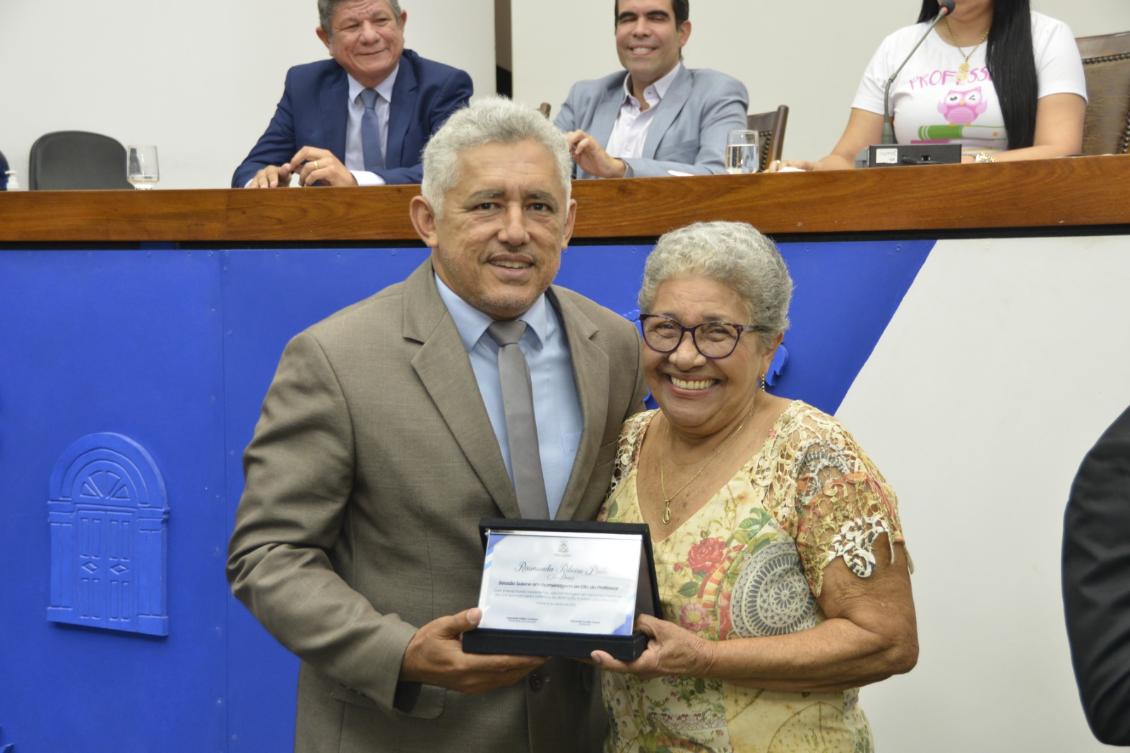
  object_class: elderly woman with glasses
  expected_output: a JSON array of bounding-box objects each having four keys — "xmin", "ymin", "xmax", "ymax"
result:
[{"xmin": 592, "ymin": 221, "xmax": 918, "ymax": 753}]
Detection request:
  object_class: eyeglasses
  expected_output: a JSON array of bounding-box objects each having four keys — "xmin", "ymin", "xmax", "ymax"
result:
[{"xmin": 638, "ymin": 315, "xmax": 771, "ymax": 359}]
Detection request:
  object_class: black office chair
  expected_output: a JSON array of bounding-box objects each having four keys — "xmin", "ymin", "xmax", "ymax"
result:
[
  {"xmin": 0, "ymin": 148, "xmax": 9, "ymax": 190},
  {"xmin": 28, "ymin": 131, "xmax": 133, "ymax": 190}
]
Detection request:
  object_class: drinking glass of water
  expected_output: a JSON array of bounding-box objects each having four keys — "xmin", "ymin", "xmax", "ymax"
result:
[
  {"xmin": 724, "ymin": 130, "xmax": 761, "ymax": 174},
  {"xmin": 126, "ymin": 145, "xmax": 160, "ymax": 189}
]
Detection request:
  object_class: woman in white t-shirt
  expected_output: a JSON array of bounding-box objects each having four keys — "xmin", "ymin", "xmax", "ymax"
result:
[{"xmin": 783, "ymin": 0, "xmax": 1086, "ymax": 169}]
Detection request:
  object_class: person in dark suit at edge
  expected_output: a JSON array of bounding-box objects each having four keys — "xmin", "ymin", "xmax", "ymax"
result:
[
  {"xmin": 227, "ymin": 97, "xmax": 648, "ymax": 753},
  {"xmin": 1063, "ymin": 404, "xmax": 1130, "ymax": 746},
  {"xmin": 232, "ymin": 0, "xmax": 472, "ymax": 188}
]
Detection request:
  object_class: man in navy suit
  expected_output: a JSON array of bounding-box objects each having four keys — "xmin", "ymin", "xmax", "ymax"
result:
[
  {"xmin": 553, "ymin": 0, "xmax": 747, "ymax": 179},
  {"xmin": 233, "ymin": 0, "xmax": 472, "ymax": 188}
]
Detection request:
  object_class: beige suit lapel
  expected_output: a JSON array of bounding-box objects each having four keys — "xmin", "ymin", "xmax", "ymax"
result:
[
  {"xmin": 551, "ymin": 288, "xmax": 609, "ymax": 522},
  {"xmin": 403, "ymin": 261, "xmax": 521, "ymax": 518}
]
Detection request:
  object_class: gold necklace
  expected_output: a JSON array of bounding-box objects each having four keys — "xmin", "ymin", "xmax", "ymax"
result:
[
  {"xmin": 944, "ymin": 17, "xmax": 990, "ymax": 85},
  {"xmin": 657, "ymin": 405, "xmax": 754, "ymax": 526}
]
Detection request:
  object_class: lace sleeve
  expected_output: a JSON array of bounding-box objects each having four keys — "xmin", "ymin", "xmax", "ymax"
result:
[
  {"xmin": 608, "ymin": 410, "xmax": 656, "ymax": 496},
  {"xmin": 787, "ymin": 413, "xmax": 907, "ymax": 596}
]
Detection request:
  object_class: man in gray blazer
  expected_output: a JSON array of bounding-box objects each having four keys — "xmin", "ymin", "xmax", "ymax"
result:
[
  {"xmin": 227, "ymin": 97, "xmax": 647, "ymax": 753},
  {"xmin": 554, "ymin": 0, "xmax": 748, "ymax": 179}
]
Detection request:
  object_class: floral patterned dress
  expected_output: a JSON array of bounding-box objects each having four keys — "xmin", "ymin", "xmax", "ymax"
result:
[{"xmin": 597, "ymin": 401, "xmax": 908, "ymax": 753}]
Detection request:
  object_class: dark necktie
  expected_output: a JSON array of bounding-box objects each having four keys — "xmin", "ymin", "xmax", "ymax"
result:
[
  {"xmin": 359, "ymin": 88, "xmax": 384, "ymax": 172},
  {"xmin": 488, "ymin": 320, "xmax": 550, "ymax": 519}
]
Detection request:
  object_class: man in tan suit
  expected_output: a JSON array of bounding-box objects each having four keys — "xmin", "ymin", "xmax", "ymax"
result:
[{"xmin": 227, "ymin": 97, "xmax": 647, "ymax": 753}]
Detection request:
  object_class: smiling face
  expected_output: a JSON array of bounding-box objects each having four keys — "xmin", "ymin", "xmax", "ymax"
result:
[
  {"xmin": 615, "ymin": 0, "xmax": 690, "ymax": 95},
  {"xmin": 644, "ymin": 275, "xmax": 778, "ymax": 438},
  {"xmin": 317, "ymin": 0, "xmax": 406, "ymax": 89},
  {"xmin": 410, "ymin": 139, "xmax": 577, "ymax": 320}
]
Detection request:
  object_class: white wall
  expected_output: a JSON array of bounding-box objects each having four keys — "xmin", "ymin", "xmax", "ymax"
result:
[
  {"xmin": 513, "ymin": 0, "xmax": 1130, "ymax": 162},
  {"xmin": 0, "ymin": 0, "xmax": 495, "ymax": 189},
  {"xmin": 837, "ymin": 235, "xmax": 1130, "ymax": 752}
]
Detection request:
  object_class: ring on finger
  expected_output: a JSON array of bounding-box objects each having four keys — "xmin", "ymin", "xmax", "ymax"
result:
[{"xmin": 313, "ymin": 160, "xmax": 320, "ymax": 169}]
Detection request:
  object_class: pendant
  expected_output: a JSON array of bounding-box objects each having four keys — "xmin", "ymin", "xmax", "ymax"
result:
[
  {"xmin": 957, "ymin": 61, "xmax": 970, "ymax": 84},
  {"xmin": 662, "ymin": 499, "xmax": 672, "ymax": 525}
]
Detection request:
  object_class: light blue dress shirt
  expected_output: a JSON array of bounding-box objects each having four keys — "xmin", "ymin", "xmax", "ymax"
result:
[
  {"xmin": 434, "ymin": 274, "xmax": 583, "ymax": 519},
  {"xmin": 345, "ymin": 68, "xmax": 398, "ymax": 186}
]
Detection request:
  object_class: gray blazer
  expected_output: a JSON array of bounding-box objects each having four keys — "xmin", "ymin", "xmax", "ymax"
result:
[
  {"xmin": 554, "ymin": 65, "xmax": 749, "ymax": 178},
  {"xmin": 227, "ymin": 259, "xmax": 647, "ymax": 753}
]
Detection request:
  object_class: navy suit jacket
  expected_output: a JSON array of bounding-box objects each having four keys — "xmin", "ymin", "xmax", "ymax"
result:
[
  {"xmin": 1063, "ymin": 404, "xmax": 1130, "ymax": 746},
  {"xmin": 232, "ymin": 49, "xmax": 472, "ymax": 187}
]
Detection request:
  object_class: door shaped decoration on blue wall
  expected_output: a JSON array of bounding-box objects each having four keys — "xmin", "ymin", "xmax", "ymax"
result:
[{"xmin": 47, "ymin": 433, "xmax": 170, "ymax": 637}]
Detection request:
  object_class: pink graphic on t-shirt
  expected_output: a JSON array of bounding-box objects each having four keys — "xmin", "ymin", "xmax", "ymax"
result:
[{"xmin": 937, "ymin": 87, "xmax": 987, "ymax": 125}]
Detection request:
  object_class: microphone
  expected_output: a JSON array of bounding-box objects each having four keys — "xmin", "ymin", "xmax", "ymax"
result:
[{"xmin": 880, "ymin": 0, "xmax": 955, "ymax": 144}]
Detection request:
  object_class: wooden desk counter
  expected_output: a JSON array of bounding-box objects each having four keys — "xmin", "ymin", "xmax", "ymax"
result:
[{"xmin": 1, "ymin": 155, "xmax": 1127, "ymax": 244}]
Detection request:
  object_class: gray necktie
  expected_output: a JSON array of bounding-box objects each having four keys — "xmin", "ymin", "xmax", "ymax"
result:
[
  {"xmin": 359, "ymin": 88, "xmax": 384, "ymax": 172},
  {"xmin": 488, "ymin": 320, "xmax": 550, "ymax": 519}
]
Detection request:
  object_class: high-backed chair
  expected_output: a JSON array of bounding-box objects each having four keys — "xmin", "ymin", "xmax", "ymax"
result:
[
  {"xmin": 28, "ymin": 131, "xmax": 133, "ymax": 190},
  {"xmin": 0, "ymin": 148, "xmax": 9, "ymax": 190},
  {"xmin": 1076, "ymin": 31, "xmax": 1130, "ymax": 155},
  {"xmin": 746, "ymin": 105, "xmax": 789, "ymax": 171}
]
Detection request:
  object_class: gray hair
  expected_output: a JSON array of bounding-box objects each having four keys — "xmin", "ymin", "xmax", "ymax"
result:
[
  {"xmin": 318, "ymin": 0, "xmax": 403, "ymax": 34},
  {"xmin": 638, "ymin": 221, "xmax": 792, "ymax": 346},
  {"xmin": 421, "ymin": 97, "xmax": 572, "ymax": 217}
]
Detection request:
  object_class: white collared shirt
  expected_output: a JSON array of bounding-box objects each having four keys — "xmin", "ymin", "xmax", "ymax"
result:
[
  {"xmin": 345, "ymin": 66, "xmax": 399, "ymax": 186},
  {"xmin": 605, "ymin": 63, "xmax": 682, "ymax": 161}
]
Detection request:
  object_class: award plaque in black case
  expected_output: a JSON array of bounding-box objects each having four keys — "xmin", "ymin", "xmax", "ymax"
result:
[{"xmin": 462, "ymin": 518, "xmax": 663, "ymax": 661}]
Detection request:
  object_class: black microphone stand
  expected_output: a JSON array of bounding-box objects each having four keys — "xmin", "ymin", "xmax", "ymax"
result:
[{"xmin": 881, "ymin": 3, "xmax": 955, "ymax": 144}]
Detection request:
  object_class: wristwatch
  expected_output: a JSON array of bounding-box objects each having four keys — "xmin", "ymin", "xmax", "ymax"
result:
[{"xmin": 973, "ymin": 151, "xmax": 995, "ymax": 164}]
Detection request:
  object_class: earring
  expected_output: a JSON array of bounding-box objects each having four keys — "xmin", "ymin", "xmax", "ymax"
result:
[{"xmin": 759, "ymin": 373, "xmax": 767, "ymax": 391}]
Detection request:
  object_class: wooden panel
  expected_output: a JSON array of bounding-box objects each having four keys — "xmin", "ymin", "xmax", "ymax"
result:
[{"xmin": 1, "ymin": 155, "xmax": 1127, "ymax": 243}]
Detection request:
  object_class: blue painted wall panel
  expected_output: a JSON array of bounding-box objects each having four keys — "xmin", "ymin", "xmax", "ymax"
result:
[
  {"xmin": 776, "ymin": 239, "xmax": 935, "ymax": 413},
  {"xmin": 1, "ymin": 250, "xmax": 227, "ymax": 753}
]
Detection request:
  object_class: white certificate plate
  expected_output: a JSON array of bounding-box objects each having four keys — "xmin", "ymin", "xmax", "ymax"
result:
[{"xmin": 463, "ymin": 519, "xmax": 661, "ymax": 660}]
